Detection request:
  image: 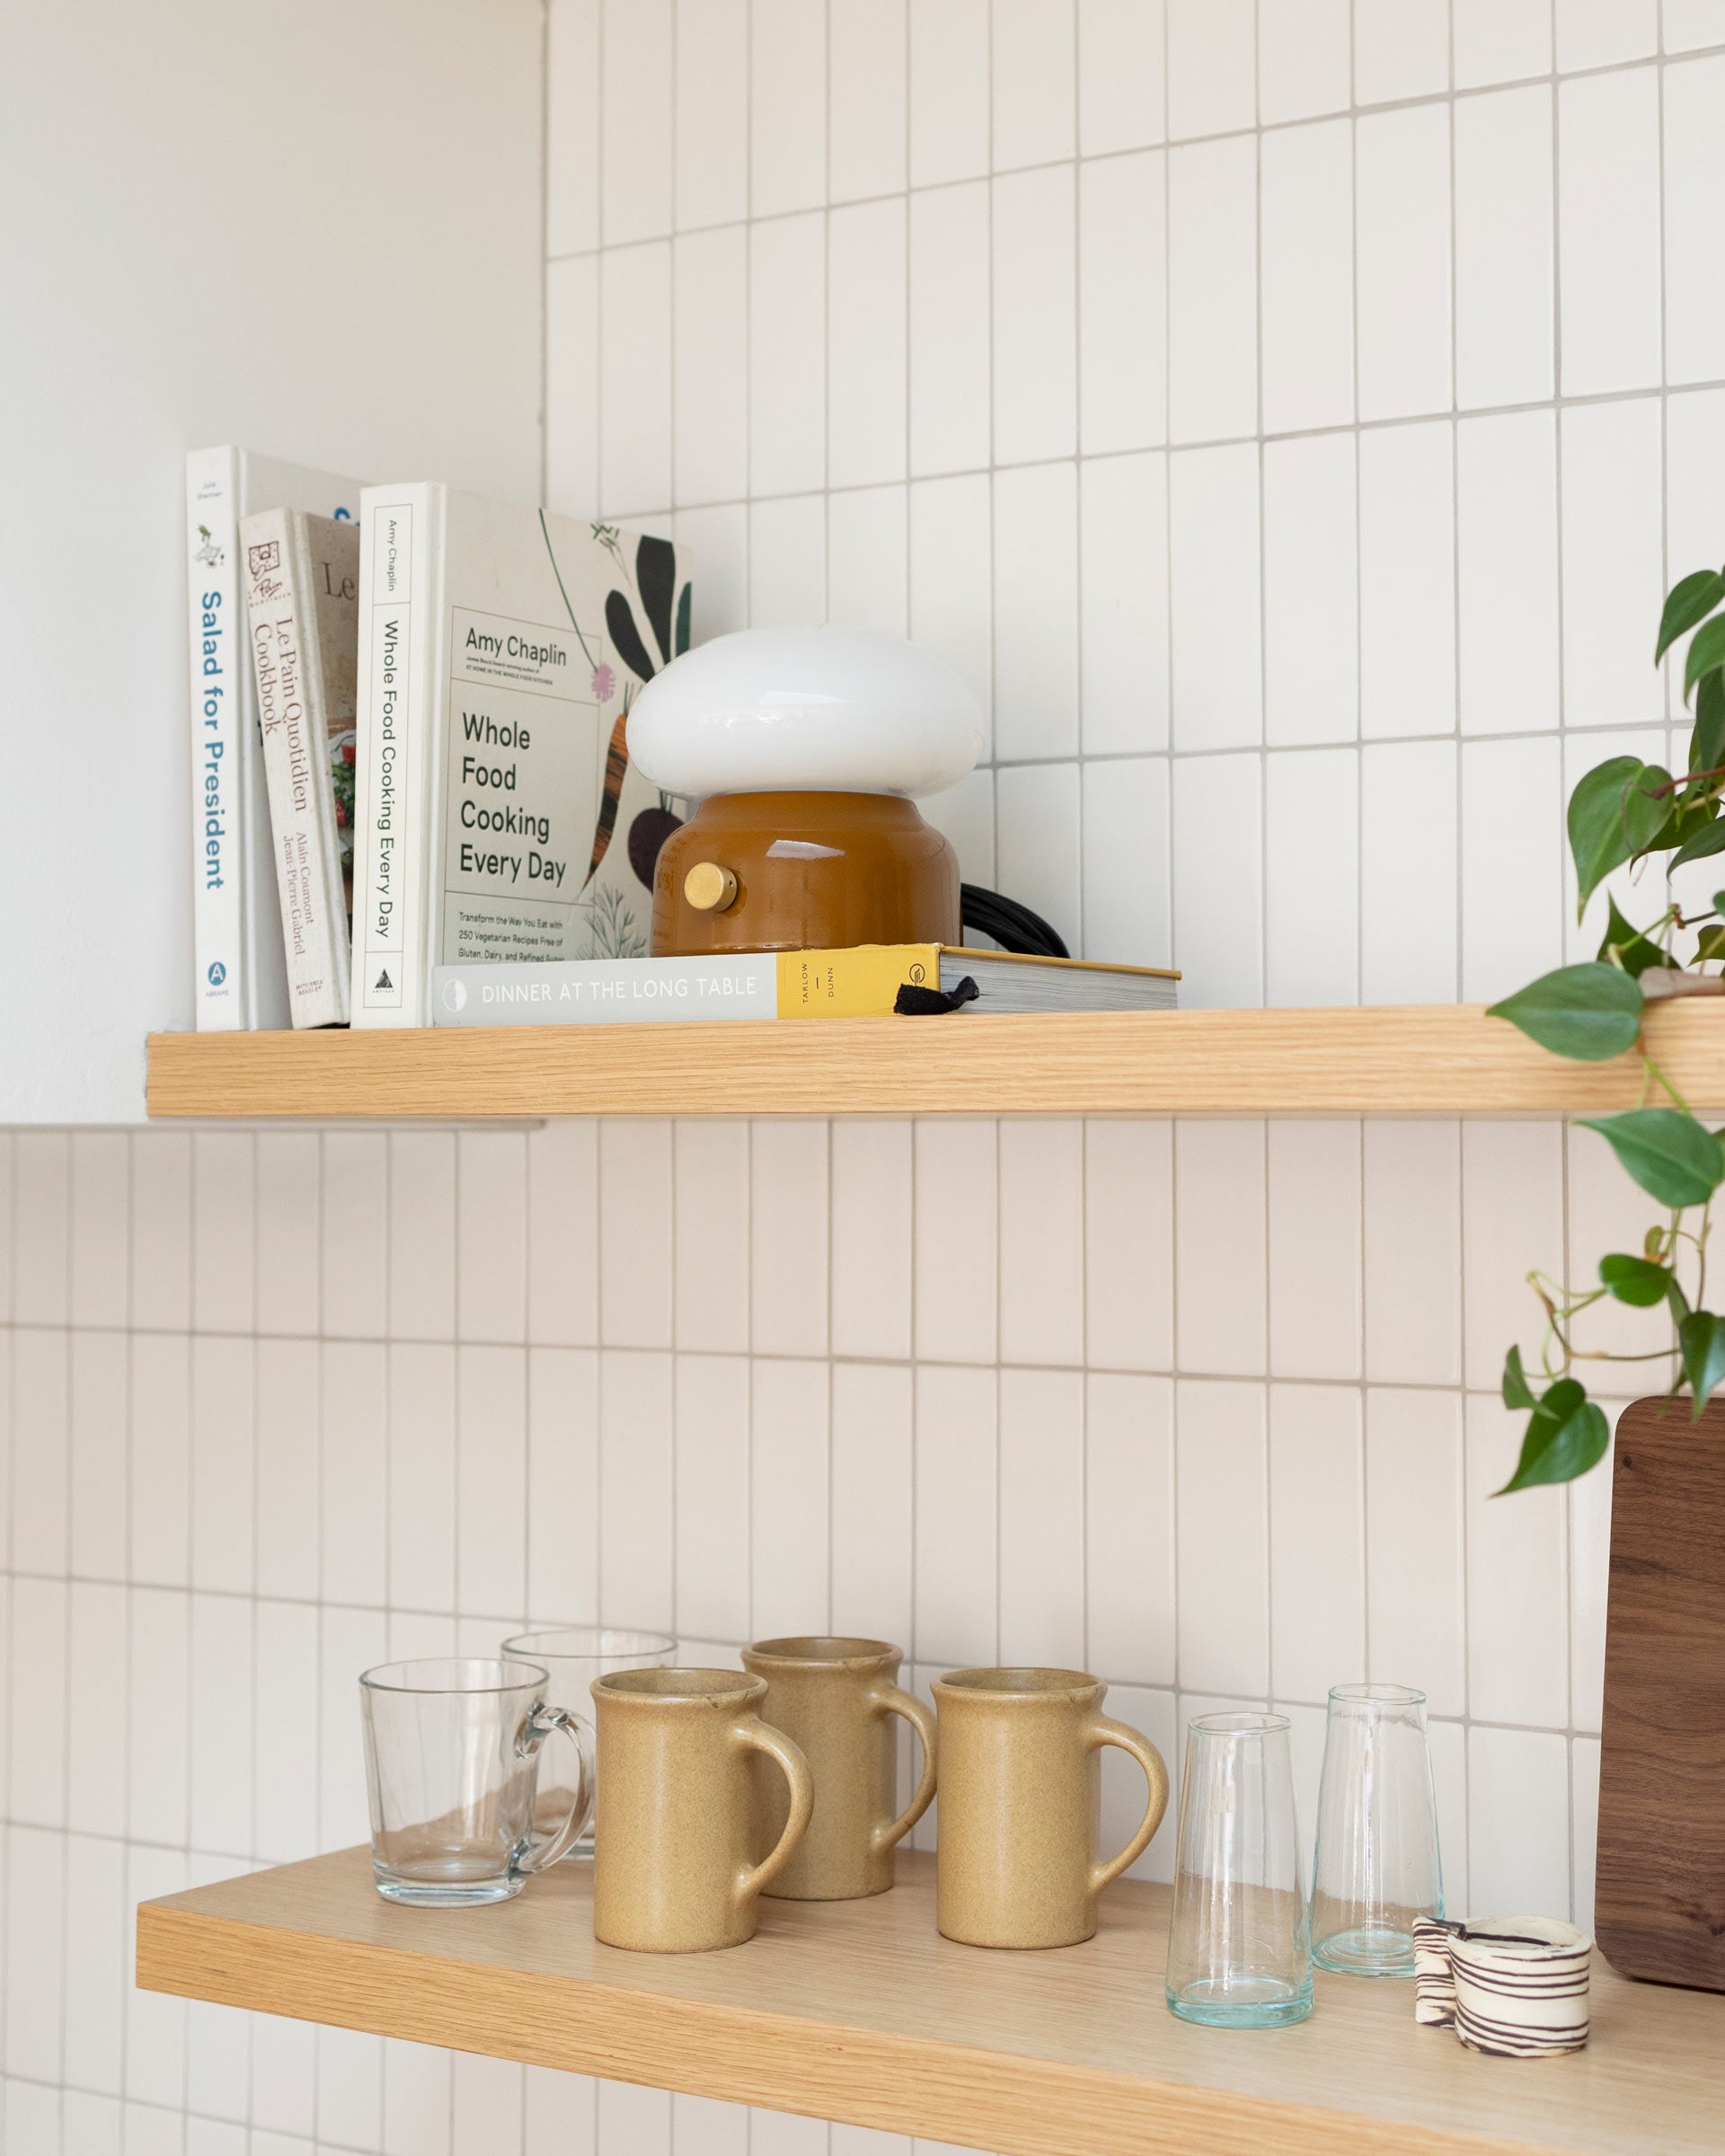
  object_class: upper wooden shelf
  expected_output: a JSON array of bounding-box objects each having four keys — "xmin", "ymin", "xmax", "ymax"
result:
[
  {"xmin": 145, "ymin": 1000, "xmax": 1725, "ymax": 1120},
  {"xmin": 137, "ymin": 1846, "xmax": 1721, "ymax": 2156}
]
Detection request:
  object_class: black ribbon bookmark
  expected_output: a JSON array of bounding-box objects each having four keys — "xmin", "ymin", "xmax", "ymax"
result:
[{"xmin": 894, "ymin": 976, "xmax": 980, "ymax": 1016}]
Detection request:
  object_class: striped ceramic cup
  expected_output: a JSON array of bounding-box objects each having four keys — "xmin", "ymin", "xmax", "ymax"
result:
[{"xmin": 1447, "ymin": 1916, "xmax": 1593, "ymax": 2058}]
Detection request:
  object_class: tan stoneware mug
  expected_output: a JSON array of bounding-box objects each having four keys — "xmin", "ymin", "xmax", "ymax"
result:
[
  {"xmin": 932, "ymin": 1666, "xmax": 1170, "ymax": 1949},
  {"xmin": 589, "ymin": 1667, "xmax": 814, "ymax": 1952},
  {"xmin": 739, "ymin": 1636, "xmax": 938, "ymax": 1900}
]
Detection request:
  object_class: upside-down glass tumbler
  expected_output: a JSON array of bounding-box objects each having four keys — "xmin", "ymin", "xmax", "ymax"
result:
[
  {"xmin": 1165, "ymin": 1712, "xmax": 1313, "ymax": 2028},
  {"xmin": 1310, "ymin": 1683, "xmax": 1443, "ymax": 1977}
]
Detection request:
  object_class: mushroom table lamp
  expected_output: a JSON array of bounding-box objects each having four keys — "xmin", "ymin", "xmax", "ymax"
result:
[{"xmin": 625, "ymin": 627, "xmax": 986, "ymax": 959}]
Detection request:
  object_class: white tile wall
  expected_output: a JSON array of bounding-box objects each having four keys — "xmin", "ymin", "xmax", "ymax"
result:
[
  {"xmin": 0, "ymin": 1112, "xmax": 1623, "ymax": 2153},
  {"xmin": 12, "ymin": 2, "xmax": 1725, "ymax": 2149}
]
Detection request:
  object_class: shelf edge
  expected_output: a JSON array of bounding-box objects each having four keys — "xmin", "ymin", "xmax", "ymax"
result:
[
  {"xmin": 133, "ymin": 1899, "xmax": 1535, "ymax": 2156},
  {"xmin": 144, "ymin": 1003, "xmax": 1725, "ymax": 1120}
]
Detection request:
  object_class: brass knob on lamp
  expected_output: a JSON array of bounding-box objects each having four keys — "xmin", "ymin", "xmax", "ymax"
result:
[{"xmin": 684, "ymin": 862, "xmax": 739, "ymax": 913}]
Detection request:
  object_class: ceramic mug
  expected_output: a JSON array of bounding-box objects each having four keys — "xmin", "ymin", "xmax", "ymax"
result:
[
  {"xmin": 932, "ymin": 1666, "xmax": 1169, "ymax": 1949},
  {"xmin": 589, "ymin": 1667, "xmax": 814, "ymax": 1952},
  {"xmin": 740, "ymin": 1636, "xmax": 938, "ymax": 1900}
]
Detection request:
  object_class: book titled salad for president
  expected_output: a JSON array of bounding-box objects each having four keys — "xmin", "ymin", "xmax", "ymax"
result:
[
  {"xmin": 349, "ymin": 486, "xmax": 691, "ymax": 1029},
  {"xmin": 185, "ymin": 446, "xmax": 362, "ymax": 1029}
]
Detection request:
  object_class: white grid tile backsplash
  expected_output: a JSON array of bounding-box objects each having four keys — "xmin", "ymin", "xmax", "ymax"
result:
[
  {"xmin": 10, "ymin": 4, "xmax": 1724, "ymax": 2151},
  {"xmin": 0, "ymin": 1115, "xmax": 1638, "ymax": 2152}
]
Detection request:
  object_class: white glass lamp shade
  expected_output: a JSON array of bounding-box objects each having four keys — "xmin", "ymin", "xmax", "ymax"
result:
[{"xmin": 624, "ymin": 627, "xmax": 986, "ymax": 800}]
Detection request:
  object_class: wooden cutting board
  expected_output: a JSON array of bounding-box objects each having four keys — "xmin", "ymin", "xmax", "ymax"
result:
[{"xmin": 1596, "ymin": 1397, "xmax": 1725, "ymax": 1991}]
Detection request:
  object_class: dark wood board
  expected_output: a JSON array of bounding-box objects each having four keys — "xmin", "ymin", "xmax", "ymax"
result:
[{"xmin": 1596, "ymin": 1397, "xmax": 1725, "ymax": 1991}]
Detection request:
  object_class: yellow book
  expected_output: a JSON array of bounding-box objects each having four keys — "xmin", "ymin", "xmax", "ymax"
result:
[
  {"xmin": 778, "ymin": 944, "xmax": 1178, "ymax": 1018},
  {"xmin": 775, "ymin": 944, "xmax": 939, "ymax": 1017}
]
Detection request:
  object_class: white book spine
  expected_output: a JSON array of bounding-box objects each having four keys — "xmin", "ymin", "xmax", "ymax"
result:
[
  {"xmin": 431, "ymin": 956, "xmax": 778, "ymax": 1025},
  {"xmin": 352, "ymin": 487, "xmax": 436, "ymax": 1027},
  {"xmin": 242, "ymin": 510, "xmax": 355, "ymax": 1027},
  {"xmin": 186, "ymin": 446, "xmax": 246, "ymax": 1029}
]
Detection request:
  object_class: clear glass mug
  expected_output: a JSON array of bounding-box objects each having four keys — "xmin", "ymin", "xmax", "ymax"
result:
[
  {"xmin": 501, "ymin": 1628, "xmax": 676, "ymax": 1857},
  {"xmin": 1166, "ymin": 1711, "xmax": 1313, "ymax": 2028},
  {"xmin": 359, "ymin": 1657, "xmax": 594, "ymax": 1905},
  {"xmin": 1310, "ymin": 1683, "xmax": 1443, "ymax": 1977}
]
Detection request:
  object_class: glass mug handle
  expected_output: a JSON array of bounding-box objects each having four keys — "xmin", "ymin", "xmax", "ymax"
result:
[
  {"xmin": 1084, "ymin": 1712, "xmax": 1170, "ymax": 1897},
  {"xmin": 869, "ymin": 1683, "xmax": 939, "ymax": 1856},
  {"xmin": 513, "ymin": 1702, "xmax": 595, "ymax": 1875}
]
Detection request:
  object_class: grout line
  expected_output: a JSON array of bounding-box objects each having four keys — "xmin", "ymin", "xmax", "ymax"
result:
[
  {"xmin": 539, "ymin": 33, "xmax": 1725, "ymax": 272},
  {"xmin": 0, "ymin": 1312, "xmax": 1668, "ymax": 1392},
  {"xmin": 597, "ymin": 369, "xmax": 1706, "ymax": 526},
  {"xmin": 539, "ymin": 0, "xmax": 551, "ymax": 516}
]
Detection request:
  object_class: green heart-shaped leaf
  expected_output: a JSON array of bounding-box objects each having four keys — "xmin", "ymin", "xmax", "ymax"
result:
[
  {"xmin": 1689, "ymin": 671, "xmax": 1725, "ymax": 783},
  {"xmin": 1501, "ymin": 1343, "xmax": 1537, "ymax": 1410},
  {"xmin": 1568, "ymin": 758, "xmax": 1672, "ymax": 914},
  {"xmin": 1672, "ymin": 814, "xmax": 1725, "ymax": 872},
  {"xmin": 1656, "ymin": 566, "xmax": 1725, "ymax": 665},
  {"xmin": 1598, "ymin": 1251, "xmax": 1672, "ymax": 1306},
  {"xmin": 1597, "ymin": 897, "xmax": 1677, "ymax": 977},
  {"xmin": 1685, "ymin": 613, "xmax": 1725, "ymax": 704},
  {"xmin": 1577, "ymin": 1109, "xmax": 1725, "ymax": 1209},
  {"xmin": 1680, "ymin": 1311, "xmax": 1725, "ymax": 1416},
  {"xmin": 1487, "ymin": 963, "xmax": 1644, "ymax": 1062},
  {"xmin": 1497, "ymin": 1384, "xmax": 1612, "ymax": 1494}
]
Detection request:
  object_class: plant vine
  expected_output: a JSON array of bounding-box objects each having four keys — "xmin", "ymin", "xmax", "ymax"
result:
[{"xmin": 1487, "ymin": 563, "xmax": 1725, "ymax": 1491}]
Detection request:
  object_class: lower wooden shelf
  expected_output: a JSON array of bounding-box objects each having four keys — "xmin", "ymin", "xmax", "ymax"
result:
[{"xmin": 137, "ymin": 1848, "xmax": 1723, "ymax": 2156}]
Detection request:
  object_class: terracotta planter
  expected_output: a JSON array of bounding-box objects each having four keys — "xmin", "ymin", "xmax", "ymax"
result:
[{"xmin": 1596, "ymin": 1397, "xmax": 1725, "ymax": 1991}]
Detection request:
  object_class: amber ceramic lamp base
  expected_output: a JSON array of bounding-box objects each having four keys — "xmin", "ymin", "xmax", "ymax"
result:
[{"xmin": 651, "ymin": 791, "xmax": 960, "ymax": 957}]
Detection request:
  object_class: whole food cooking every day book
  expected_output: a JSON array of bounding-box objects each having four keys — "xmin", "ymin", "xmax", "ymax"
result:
[
  {"xmin": 431, "ymin": 947, "xmax": 1180, "ymax": 1025},
  {"xmin": 185, "ymin": 446, "xmax": 364, "ymax": 1029},
  {"xmin": 349, "ymin": 486, "xmax": 691, "ymax": 1029},
  {"xmin": 241, "ymin": 508, "xmax": 360, "ymax": 1028}
]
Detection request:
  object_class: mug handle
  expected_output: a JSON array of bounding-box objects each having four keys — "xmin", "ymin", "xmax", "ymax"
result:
[
  {"xmin": 514, "ymin": 1703, "xmax": 595, "ymax": 1874},
  {"xmin": 732, "ymin": 1712, "xmax": 814, "ymax": 1905},
  {"xmin": 868, "ymin": 1683, "xmax": 939, "ymax": 1856},
  {"xmin": 1084, "ymin": 1713, "xmax": 1170, "ymax": 1897}
]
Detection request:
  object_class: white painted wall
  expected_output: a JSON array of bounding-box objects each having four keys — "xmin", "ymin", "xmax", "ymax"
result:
[{"xmin": 0, "ymin": 0, "xmax": 544, "ymax": 1122}]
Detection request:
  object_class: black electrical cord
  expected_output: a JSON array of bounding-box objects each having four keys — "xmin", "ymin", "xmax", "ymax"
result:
[{"xmin": 960, "ymin": 884, "xmax": 1070, "ymax": 959}]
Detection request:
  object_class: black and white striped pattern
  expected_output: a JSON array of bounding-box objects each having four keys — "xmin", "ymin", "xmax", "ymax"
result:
[
  {"xmin": 1447, "ymin": 1917, "xmax": 1592, "ymax": 2059},
  {"xmin": 1413, "ymin": 1916, "xmax": 1463, "ymax": 2026}
]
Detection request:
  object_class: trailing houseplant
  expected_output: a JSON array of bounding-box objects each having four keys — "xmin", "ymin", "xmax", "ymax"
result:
[{"xmin": 1488, "ymin": 562, "xmax": 1725, "ymax": 1492}]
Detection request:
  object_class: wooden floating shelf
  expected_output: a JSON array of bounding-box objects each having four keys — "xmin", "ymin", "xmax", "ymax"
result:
[
  {"xmin": 146, "ymin": 1000, "xmax": 1725, "ymax": 1121},
  {"xmin": 137, "ymin": 1846, "xmax": 1722, "ymax": 2156}
]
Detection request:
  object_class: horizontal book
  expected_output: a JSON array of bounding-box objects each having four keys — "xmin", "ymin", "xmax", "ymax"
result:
[{"xmin": 430, "ymin": 946, "xmax": 1179, "ymax": 1026}]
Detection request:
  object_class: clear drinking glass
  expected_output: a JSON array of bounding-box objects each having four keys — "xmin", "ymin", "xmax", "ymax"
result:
[
  {"xmin": 1310, "ymin": 1683, "xmax": 1442, "ymax": 1977},
  {"xmin": 358, "ymin": 1657, "xmax": 593, "ymax": 1905},
  {"xmin": 500, "ymin": 1627, "xmax": 676, "ymax": 1857},
  {"xmin": 1166, "ymin": 1712, "xmax": 1313, "ymax": 2028}
]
